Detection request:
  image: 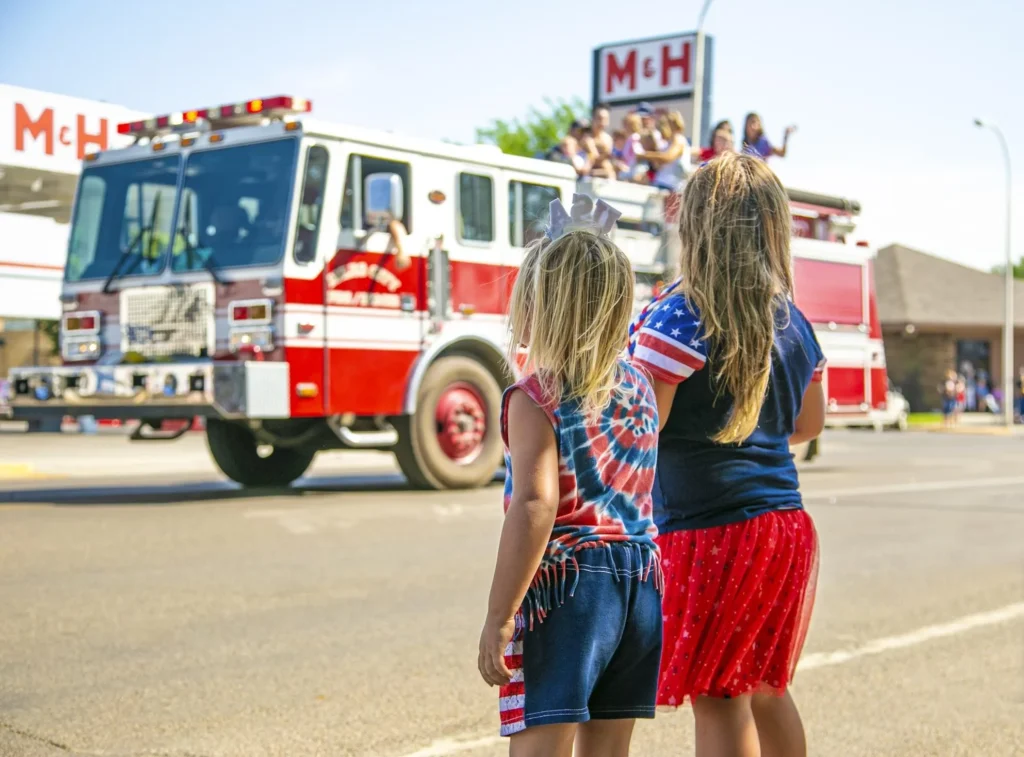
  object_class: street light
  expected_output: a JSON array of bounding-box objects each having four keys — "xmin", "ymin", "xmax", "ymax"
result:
[
  {"xmin": 974, "ymin": 118, "xmax": 1014, "ymax": 427},
  {"xmin": 691, "ymin": 0, "xmax": 715, "ymax": 150}
]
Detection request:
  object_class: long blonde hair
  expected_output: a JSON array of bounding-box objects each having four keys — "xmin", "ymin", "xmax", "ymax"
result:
[
  {"xmin": 678, "ymin": 152, "xmax": 793, "ymax": 444},
  {"xmin": 508, "ymin": 230, "xmax": 635, "ymax": 417}
]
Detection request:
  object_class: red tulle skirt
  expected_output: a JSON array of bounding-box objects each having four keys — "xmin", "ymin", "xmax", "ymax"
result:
[{"xmin": 656, "ymin": 508, "xmax": 818, "ymax": 706}]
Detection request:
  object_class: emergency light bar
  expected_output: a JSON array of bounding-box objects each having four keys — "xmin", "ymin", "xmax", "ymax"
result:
[{"xmin": 117, "ymin": 96, "xmax": 312, "ymax": 139}]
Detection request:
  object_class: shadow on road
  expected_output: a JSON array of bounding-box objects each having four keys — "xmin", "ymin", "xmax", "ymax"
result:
[
  {"xmin": 0, "ymin": 474, "xmax": 412, "ymax": 506},
  {"xmin": 0, "ymin": 470, "xmax": 506, "ymax": 507}
]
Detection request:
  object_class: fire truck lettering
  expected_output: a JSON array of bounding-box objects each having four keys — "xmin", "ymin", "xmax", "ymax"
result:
[
  {"xmin": 14, "ymin": 103, "xmax": 55, "ymax": 155},
  {"xmin": 661, "ymin": 41, "xmax": 691, "ymax": 87},
  {"xmin": 605, "ymin": 50, "xmax": 637, "ymax": 93},
  {"xmin": 327, "ymin": 290, "xmax": 401, "ymax": 309},
  {"xmin": 326, "ymin": 261, "xmax": 402, "ymax": 293}
]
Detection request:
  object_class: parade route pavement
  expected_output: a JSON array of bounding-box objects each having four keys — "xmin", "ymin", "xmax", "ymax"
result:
[{"xmin": 1, "ymin": 430, "xmax": 1022, "ymax": 756}]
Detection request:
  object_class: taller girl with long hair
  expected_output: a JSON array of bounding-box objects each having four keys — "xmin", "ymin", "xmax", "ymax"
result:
[{"xmin": 629, "ymin": 153, "xmax": 826, "ymax": 757}]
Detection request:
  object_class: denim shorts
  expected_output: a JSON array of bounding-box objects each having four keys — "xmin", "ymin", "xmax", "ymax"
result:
[{"xmin": 498, "ymin": 544, "xmax": 663, "ymax": 736}]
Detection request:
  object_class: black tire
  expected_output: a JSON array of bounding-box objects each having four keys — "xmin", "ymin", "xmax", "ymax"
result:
[
  {"xmin": 792, "ymin": 437, "xmax": 820, "ymax": 464},
  {"xmin": 393, "ymin": 356, "xmax": 503, "ymax": 490},
  {"xmin": 206, "ymin": 418, "xmax": 315, "ymax": 487}
]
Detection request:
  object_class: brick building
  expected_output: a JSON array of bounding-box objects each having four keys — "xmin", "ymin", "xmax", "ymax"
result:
[{"xmin": 875, "ymin": 244, "xmax": 1024, "ymax": 412}]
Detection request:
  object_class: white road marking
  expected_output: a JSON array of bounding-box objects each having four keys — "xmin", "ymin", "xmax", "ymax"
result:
[
  {"xmin": 395, "ymin": 601, "xmax": 1024, "ymax": 757},
  {"xmin": 798, "ymin": 601, "xmax": 1024, "ymax": 670},
  {"xmin": 432, "ymin": 504, "xmax": 465, "ymax": 521},
  {"xmin": 397, "ymin": 735, "xmax": 505, "ymax": 757},
  {"xmin": 804, "ymin": 475, "xmax": 1024, "ymax": 501},
  {"xmin": 244, "ymin": 509, "xmax": 353, "ymax": 535}
]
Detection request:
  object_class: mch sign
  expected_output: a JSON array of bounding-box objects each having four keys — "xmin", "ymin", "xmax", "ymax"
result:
[
  {"xmin": 592, "ymin": 32, "xmax": 714, "ymax": 146},
  {"xmin": 597, "ymin": 33, "xmax": 698, "ymax": 103}
]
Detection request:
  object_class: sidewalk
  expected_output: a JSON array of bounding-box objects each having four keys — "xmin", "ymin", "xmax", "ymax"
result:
[{"xmin": 914, "ymin": 412, "xmax": 1024, "ymax": 437}]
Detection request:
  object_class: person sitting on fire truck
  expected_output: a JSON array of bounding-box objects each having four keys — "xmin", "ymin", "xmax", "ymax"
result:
[
  {"xmin": 695, "ymin": 120, "xmax": 736, "ymax": 164},
  {"xmin": 742, "ymin": 112, "xmax": 796, "ymax": 161}
]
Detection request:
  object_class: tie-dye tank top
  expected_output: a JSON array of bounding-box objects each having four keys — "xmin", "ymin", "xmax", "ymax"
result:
[{"xmin": 499, "ymin": 358, "xmax": 661, "ymax": 625}]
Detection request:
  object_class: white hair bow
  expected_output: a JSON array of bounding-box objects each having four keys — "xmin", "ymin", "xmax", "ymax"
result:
[{"xmin": 546, "ymin": 193, "xmax": 622, "ymax": 241}]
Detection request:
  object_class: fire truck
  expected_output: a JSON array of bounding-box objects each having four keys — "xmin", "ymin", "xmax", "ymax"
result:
[{"xmin": 7, "ymin": 96, "xmax": 886, "ymax": 488}]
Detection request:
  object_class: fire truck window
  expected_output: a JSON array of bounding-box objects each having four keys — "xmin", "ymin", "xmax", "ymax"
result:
[
  {"xmin": 65, "ymin": 155, "xmax": 180, "ymax": 282},
  {"xmin": 341, "ymin": 154, "xmax": 412, "ymax": 233},
  {"xmin": 508, "ymin": 181, "xmax": 560, "ymax": 247},
  {"xmin": 171, "ymin": 138, "xmax": 299, "ymax": 273},
  {"xmin": 458, "ymin": 173, "xmax": 494, "ymax": 243},
  {"xmin": 66, "ymin": 175, "xmax": 105, "ymax": 281},
  {"xmin": 294, "ymin": 145, "xmax": 330, "ymax": 264}
]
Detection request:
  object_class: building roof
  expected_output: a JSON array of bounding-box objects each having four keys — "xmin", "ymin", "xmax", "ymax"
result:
[{"xmin": 876, "ymin": 244, "xmax": 1024, "ymax": 329}]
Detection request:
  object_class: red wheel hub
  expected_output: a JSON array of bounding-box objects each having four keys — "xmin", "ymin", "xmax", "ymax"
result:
[{"xmin": 435, "ymin": 382, "xmax": 487, "ymax": 463}]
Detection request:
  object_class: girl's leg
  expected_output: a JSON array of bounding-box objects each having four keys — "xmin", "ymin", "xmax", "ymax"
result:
[
  {"xmin": 693, "ymin": 695, "xmax": 760, "ymax": 757},
  {"xmin": 575, "ymin": 718, "xmax": 636, "ymax": 757},
  {"xmin": 751, "ymin": 690, "xmax": 807, "ymax": 757},
  {"xmin": 509, "ymin": 723, "xmax": 576, "ymax": 757}
]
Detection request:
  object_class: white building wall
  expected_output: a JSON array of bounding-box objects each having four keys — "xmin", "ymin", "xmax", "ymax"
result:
[{"xmin": 0, "ymin": 212, "xmax": 66, "ymax": 321}]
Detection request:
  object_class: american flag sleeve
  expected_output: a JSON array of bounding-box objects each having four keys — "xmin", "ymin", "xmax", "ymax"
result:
[
  {"xmin": 812, "ymin": 358, "xmax": 826, "ymax": 383},
  {"xmin": 628, "ymin": 296, "xmax": 708, "ymax": 385}
]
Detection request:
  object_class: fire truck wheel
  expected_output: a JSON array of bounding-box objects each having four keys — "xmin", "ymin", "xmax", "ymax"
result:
[
  {"xmin": 205, "ymin": 419, "xmax": 315, "ymax": 487},
  {"xmin": 394, "ymin": 356, "xmax": 503, "ymax": 490}
]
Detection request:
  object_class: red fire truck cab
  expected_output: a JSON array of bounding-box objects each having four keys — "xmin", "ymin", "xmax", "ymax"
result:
[{"xmin": 8, "ymin": 96, "xmax": 886, "ymax": 488}]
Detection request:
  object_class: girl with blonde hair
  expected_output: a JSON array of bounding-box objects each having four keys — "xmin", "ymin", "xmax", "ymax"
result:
[
  {"xmin": 478, "ymin": 195, "xmax": 662, "ymax": 757},
  {"xmin": 629, "ymin": 153, "xmax": 826, "ymax": 757}
]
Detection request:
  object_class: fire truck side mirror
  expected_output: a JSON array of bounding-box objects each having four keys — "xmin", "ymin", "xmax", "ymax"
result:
[{"xmin": 365, "ymin": 173, "xmax": 404, "ymax": 230}]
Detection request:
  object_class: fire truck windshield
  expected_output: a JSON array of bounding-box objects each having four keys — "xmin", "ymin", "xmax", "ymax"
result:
[
  {"xmin": 65, "ymin": 155, "xmax": 180, "ymax": 283},
  {"xmin": 170, "ymin": 138, "xmax": 299, "ymax": 274},
  {"xmin": 64, "ymin": 138, "xmax": 300, "ymax": 283}
]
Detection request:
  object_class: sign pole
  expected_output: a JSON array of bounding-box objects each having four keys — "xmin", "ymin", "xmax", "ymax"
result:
[
  {"xmin": 974, "ymin": 119, "xmax": 1015, "ymax": 428},
  {"xmin": 690, "ymin": 0, "xmax": 715, "ymax": 148}
]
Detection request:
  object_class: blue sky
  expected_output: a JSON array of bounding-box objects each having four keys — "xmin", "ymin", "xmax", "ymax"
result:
[{"xmin": 1, "ymin": 0, "xmax": 1021, "ymax": 271}]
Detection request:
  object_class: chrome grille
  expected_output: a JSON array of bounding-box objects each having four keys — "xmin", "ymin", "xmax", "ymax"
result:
[{"xmin": 120, "ymin": 284, "xmax": 215, "ymax": 359}]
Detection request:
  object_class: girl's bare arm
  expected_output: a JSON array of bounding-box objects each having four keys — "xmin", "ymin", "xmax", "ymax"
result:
[
  {"xmin": 478, "ymin": 389, "xmax": 560, "ymax": 685},
  {"xmin": 790, "ymin": 380, "xmax": 826, "ymax": 445}
]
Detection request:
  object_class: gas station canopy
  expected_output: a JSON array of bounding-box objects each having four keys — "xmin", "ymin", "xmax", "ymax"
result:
[
  {"xmin": 0, "ymin": 84, "xmax": 148, "ymax": 223},
  {"xmin": 0, "ymin": 85, "xmax": 149, "ymax": 321}
]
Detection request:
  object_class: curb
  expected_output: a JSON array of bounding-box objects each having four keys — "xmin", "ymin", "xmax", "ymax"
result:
[
  {"xmin": 0, "ymin": 463, "xmax": 64, "ymax": 480},
  {"xmin": 913, "ymin": 425, "xmax": 1019, "ymax": 437}
]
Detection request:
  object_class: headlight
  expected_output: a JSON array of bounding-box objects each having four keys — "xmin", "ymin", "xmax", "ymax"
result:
[
  {"xmin": 62, "ymin": 337, "xmax": 101, "ymax": 362},
  {"xmin": 229, "ymin": 327, "xmax": 275, "ymax": 353}
]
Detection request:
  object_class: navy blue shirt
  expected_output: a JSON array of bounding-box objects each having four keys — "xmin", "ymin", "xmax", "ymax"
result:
[{"xmin": 628, "ymin": 288, "xmax": 825, "ymax": 532}]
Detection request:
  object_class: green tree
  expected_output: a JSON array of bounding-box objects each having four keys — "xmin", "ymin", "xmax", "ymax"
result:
[
  {"xmin": 991, "ymin": 256, "xmax": 1024, "ymax": 279},
  {"xmin": 475, "ymin": 97, "xmax": 589, "ymax": 159}
]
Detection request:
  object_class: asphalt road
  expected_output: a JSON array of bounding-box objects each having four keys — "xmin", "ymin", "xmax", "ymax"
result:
[{"xmin": 1, "ymin": 430, "xmax": 1022, "ymax": 757}]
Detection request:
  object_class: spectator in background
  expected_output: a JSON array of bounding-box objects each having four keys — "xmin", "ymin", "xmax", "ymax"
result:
[
  {"xmin": 696, "ymin": 120, "xmax": 735, "ymax": 164},
  {"xmin": 1017, "ymin": 367, "xmax": 1024, "ymax": 422},
  {"xmin": 636, "ymin": 102, "xmax": 668, "ymax": 151},
  {"xmin": 587, "ymin": 138, "xmax": 619, "ymax": 181},
  {"xmin": 621, "ymin": 112, "xmax": 647, "ymax": 180},
  {"xmin": 742, "ymin": 112, "xmax": 796, "ymax": 160},
  {"xmin": 941, "ymin": 370, "xmax": 958, "ymax": 428},
  {"xmin": 645, "ymin": 111, "xmax": 691, "ymax": 191},
  {"xmin": 548, "ymin": 134, "xmax": 591, "ymax": 177},
  {"xmin": 611, "ymin": 130, "xmax": 631, "ymax": 179},
  {"xmin": 955, "ymin": 373, "xmax": 967, "ymax": 423},
  {"xmin": 592, "ymin": 105, "xmax": 613, "ymax": 154}
]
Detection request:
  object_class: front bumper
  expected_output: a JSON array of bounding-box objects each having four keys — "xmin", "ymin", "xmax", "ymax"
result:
[{"xmin": 7, "ymin": 361, "xmax": 291, "ymax": 421}]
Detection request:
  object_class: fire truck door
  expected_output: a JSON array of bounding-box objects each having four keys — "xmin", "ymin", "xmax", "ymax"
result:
[
  {"xmin": 289, "ymin": 142, "xmax": 336, "ymax": 416},
  {"xmin": 326, "ymin": 151, "xmax": 425, "ymax": 416}
]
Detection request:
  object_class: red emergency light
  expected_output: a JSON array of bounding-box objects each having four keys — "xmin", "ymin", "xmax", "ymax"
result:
[{"xmin": 116, "ymin": 96, "xmax": 312, "ymax": 139}]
